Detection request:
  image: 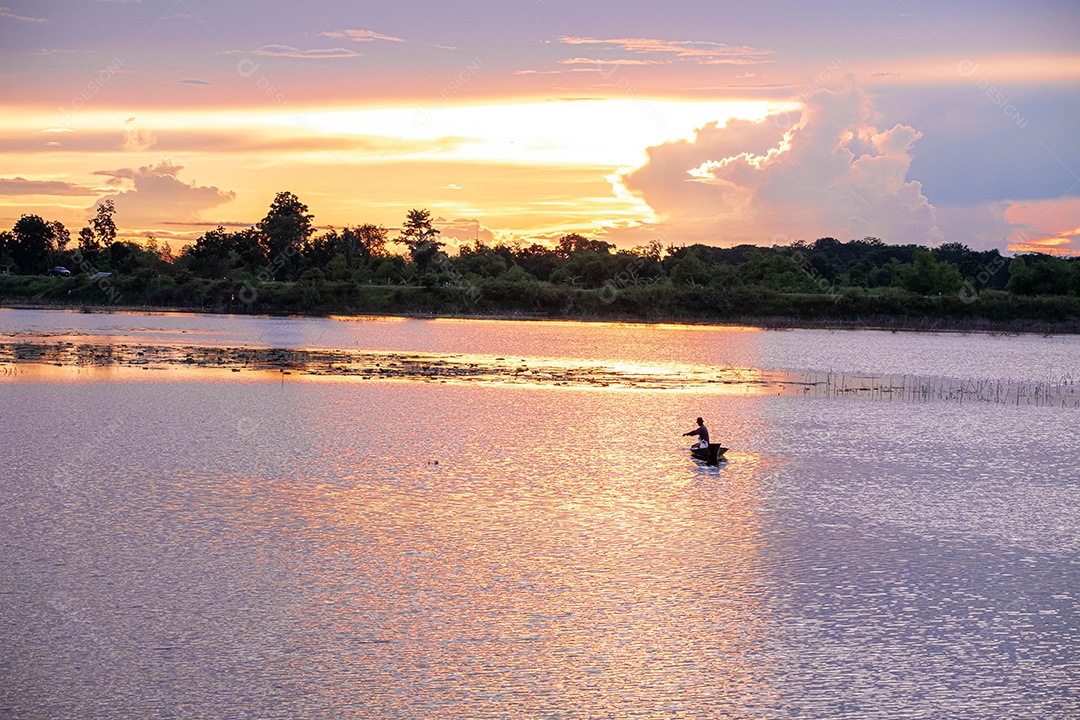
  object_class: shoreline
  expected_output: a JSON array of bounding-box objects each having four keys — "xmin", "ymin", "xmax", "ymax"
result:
[
  {"xmin": 3, "ymin": 300, "xmax": 1079, "ymax": 337},
  {"xmin": 4, "ymin": 338, "xmax": 1076, "ymax": 407}
]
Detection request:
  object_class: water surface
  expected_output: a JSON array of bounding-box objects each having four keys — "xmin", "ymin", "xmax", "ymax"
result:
[{"xmin": 1, "ymin": 310, "xmax": 1076, "ymax": 718}]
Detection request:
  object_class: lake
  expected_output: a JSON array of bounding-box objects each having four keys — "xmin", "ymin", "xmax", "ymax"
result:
[{"xmin": 1, "ymin": 308, "xmax": 1077, "ymax": 719}]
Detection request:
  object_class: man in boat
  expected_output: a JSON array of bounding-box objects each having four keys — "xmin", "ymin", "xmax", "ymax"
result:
[{"xmin": 683, "ymin": 417, "xmax": 709, "ymax": 448}]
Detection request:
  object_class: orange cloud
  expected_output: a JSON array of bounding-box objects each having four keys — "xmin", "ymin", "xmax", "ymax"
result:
[
  {"xmin": 1007, "ymin": 240, "xmax": 1079, "ymax": 255},
  {"xmin": 1005, "ymin": 198, "xmax": 1080, "ymax": 255}
]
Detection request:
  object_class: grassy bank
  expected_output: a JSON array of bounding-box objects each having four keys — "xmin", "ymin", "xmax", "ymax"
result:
[{"xmin": 3, "ymin": 275, "xmax": 1080, "ymax": 334}]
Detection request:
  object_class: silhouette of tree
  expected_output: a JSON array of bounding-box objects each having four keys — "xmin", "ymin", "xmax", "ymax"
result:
[
  {"xmin": 179, "ymin": 226, "xmax": 265, "ymax": 279},
  {"xmin": 455, "ymin": 240, "xmax": 507, "ymax": 278},
  {"xmin": 514, "ymin": 243, "xmax": 559, "ymax": 280},
  {"xmin": 91, "ymin": 199, "xmax": 117, "ymax": 248},
  {"xmin": 0, "ymin": 231, "xmax": 13, "ymax": 272},
  {"xmin": 400, "ymin": 209, "xmax": 443, "ymax": 269},
  {"xmin": 11, "ymin": 214, "xmax": 62, "ymax": 273},
  {"xmin": 308, "ymin": 224, "xmax": 389, "ymax": 272},
  {"xmin": 556, "ymin": 233, "xmax": 611, "ymax": 257},
  {"xmin": 631, "ymin": 239, "xmax": 665, "ymax": 262},
  {"xmin": 50, "ymin": 221, "xmax": 70, "ymax": 254},
  {"xmin": 186, "ymin": 226, "xmax": 238, "ymax": 279},
  {"xmin": 258, "ymin": 191, "xmax": 313, "ymax": 279},
  {"xmin": 77, "ymin": 226, "xmax": 100, "ymax": 263},
  {"xmin": 232, "ymin": 227, "xmax": 267, "ymax": 271},
  {"xmin": 352, "ymin": 224, "xmax": 390, "ymax": 259}
]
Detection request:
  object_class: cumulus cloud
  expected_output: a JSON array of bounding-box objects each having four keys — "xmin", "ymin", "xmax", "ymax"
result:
[
  {"xmin": 123, "ymin": 117, "xmax": 155, "ymax": 151},
  {"xmin": 433, "ymin": 217, "xmax": 497, "ymax": 250},
  {"xmin": 616, "ymin": 83, "xmax": 946, "ymax": 246},
  {"xmin": 91, "ymin": 159, "xmax": 235, "ymax": 227}
]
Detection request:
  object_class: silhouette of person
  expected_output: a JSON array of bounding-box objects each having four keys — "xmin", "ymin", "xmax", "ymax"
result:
[{"xmin": 683, "ymin": 417, "xmax": 710, "ymax": 446}]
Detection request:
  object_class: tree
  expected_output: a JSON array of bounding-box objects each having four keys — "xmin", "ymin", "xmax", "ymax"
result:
[
  {"xmin": 76, "ymin": 226, "xmax": 101, "ymax": 264},
  {"xmin": 556, "ymin": 233, "xmax": 611, "ymax": 257},
  {"xmin": 185, "ymin": 226, "xmax": 235, "ymax": 278},
  {"xmin": 400, "ymin": 209, "xmax": 443, "ymax": 270},
  {"xmin": 232, "ymin": 227, "xmax": 266, "ymax": 272},
  {"xmin": 618, "ymin": 245, "xmax": 662, "ymax": 282},
  {"xmin": 0, "ymin": 231, "xmax": 14, "ymax": 273},
  {"xmin": 143, "ymin": 234, "xmax": 175, "ymax": 271},
  {"xmin": 670, "ymin": 249, "xmax": 712, "ymax": 286},
  {"xmin": 181, "ymin": 226, "xmax": 264, "ymax": 279},
  {"xmin": 740, "ymin": 249, "xmax": 818, "ymax": 292},
  {"xmin": 306, "ymin": 224, "xmax": 388, "ymax": 274},
  {"xmin": 91, "ymin": 199, "xmax": 117, "ymax": 248},
  {"xmin": 631, "ymin": 239, "xmax": 665, "ymax": 262},
  {"xmin": 258, "ymin": 191, "xmax": 313, "ymax": 279},
  {"xmin": 566, "ymin": 249, "xmax": 616, "ymax": 288},
  {"xmin": 10, "ymin": 214, "xmax": 61, "ymax": 273},
  {"xmin": 899, "ymin": 249, "xmax": 963, "ymax": 295},
  {"xmin": 74, "ymin": 200, "xmax": 116, "ymax": 267},
  {"xmin": 50, "ymin": 221, "xmax": 70, "ymax": 253},
  {"xmin": 455, "ymin": 240, "xmax": 507, "ymax": 278},
  {"xmin": 1006, "ymin": 255, "xmax": 1075, "ymax": 296},
  {"xmin": 352, "ymin": 224, "xmax": 389, "ymax": 259},
  {"xmin": 934, "ymin": 242, "xmax": 972, "ymax": 267},
  {"xmin": 813, "ymin": 237, "xmax": 841, "ymax": 253}
]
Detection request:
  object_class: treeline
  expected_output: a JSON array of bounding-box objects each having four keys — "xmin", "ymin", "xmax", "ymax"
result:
[{"xmin": 2, "ymin": 191, "xmax": 1079, "ymax": 327}]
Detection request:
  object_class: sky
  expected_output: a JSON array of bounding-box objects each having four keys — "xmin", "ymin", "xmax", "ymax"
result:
[{"xmin": 2, "ymin": 0, "xmax": 1079, "ymax": 255}]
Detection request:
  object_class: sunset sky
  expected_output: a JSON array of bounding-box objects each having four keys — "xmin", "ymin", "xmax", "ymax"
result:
[{"xmin": 2, "ymin": 0, "xmax": 1078, "ymax": 254}]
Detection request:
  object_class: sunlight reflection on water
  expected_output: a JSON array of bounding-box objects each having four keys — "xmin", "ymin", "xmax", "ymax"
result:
[{"xmin": 1, "ymin": 312, "xmax": 1077, "ymax": 718}]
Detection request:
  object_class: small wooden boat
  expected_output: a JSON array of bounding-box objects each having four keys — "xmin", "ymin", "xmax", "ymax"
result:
[{"xmin": 690, "ymin": 443, "xmax": 728, "ymax": 466}]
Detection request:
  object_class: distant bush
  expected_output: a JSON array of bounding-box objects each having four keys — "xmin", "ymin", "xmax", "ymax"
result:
[{"xmin": 3, "ymin": 199, "xmax": 1079, "ymax": 330}]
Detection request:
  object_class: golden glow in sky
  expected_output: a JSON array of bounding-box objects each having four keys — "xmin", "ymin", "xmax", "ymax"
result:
[
  {"xmin": 2, "ymin": 1, "xmax": 1078, "ymax": 252},
  {"xmin": 2, "ymin": 98, "xmax": 788, "ymax": 244},
  {"xmin": 300, "ymin": 99, "xmax": 785, "ymax": 166}
]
